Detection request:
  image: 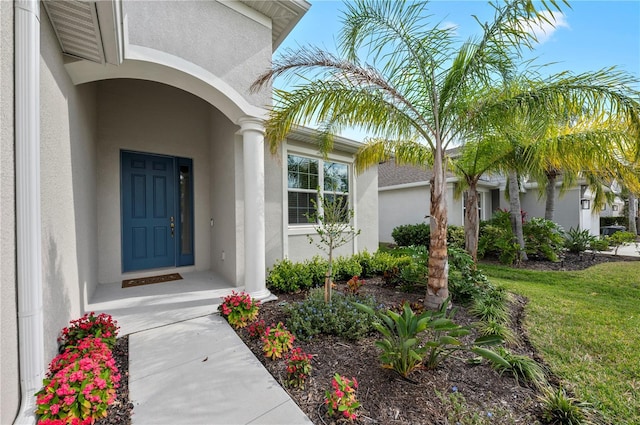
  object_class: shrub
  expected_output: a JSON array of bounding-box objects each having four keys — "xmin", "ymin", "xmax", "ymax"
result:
[
  {"xmin": 285, "ymin": 289, "xmax": 378, "ymax": 341},
  {"xmin": 391, "ymin": 223, "xmax": 467, "ymax": 249},
  {"xmin": 218, "ymin": 291, "xmax": 260, "ymax": 329},
  {"xmin": 470, "ymin": 293, "xmax": 509, "ymax": 323},
  {"xmin": 325, "ymin": 374, "xmax": 360, "ymax": 421},
  {"xmin": 589, "ymin": 237, "xmax": 609, "ymax": 252},
  {"xmin": 267, "ymin": 258, "xmax": 314, "ymax": 293},
  {"xmin": 285, "ymin": 348, "xmax": 313, "ymax": 389},
  {"xmin": 524, "ymin": 217, "xmax": 565, "ymax": 261},
  {"xmin": 333, "ymin": 256, "xmax": 363, "ymax": 281},
  {"xmin": 36, "ymin": 337, "xmax": 120, "ymax": 424},
  {"xmin": 307, "ymin": 255, "xmax": 329, "ymax": 288},
  {"xmin": 448, "ymin": 247, "xmax": 491, "ymax": 304},
  {"xmin": 58, "ymin": 312, "xmax": 119, "ymax": 350},
  {"xmin": 540, "ymin": 386, "xmax": 590, "ymax": 425},
  {"xmin": 391, "ymin": 222, "xmax": 430, "ymax": 247},
  {"xmin": 261, "ymin": 322, "xmax": 295, "ymax": 360},
  {"xmin": 606, "ymin": 231, "xmax": 637, "ymax": 255},
  {"xmin": 564, "ymin": 228, "xmax": 595, "ymax": 254},
  {"xmin": 447, "ymin": 225, "xmax": 466, "ymax": 249},
  {"xmin": 370, "ymin": 250, "xmax": 408, "ymax": 275}
]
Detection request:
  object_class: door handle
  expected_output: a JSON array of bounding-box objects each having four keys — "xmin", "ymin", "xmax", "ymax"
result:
[{"xmin": 170, "ymin": 216, "xmax": 175, "ymax": 237}]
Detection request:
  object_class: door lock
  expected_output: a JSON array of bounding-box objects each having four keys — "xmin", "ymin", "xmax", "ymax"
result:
[{"xmin": 170, "ymin": 216, "xmax": 175, "ymax": 237}]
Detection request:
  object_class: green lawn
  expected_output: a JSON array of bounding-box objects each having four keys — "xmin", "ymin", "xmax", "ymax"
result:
[{"xmin": 479, "ymin": 262, "xmax": 640, "ymax": 425}]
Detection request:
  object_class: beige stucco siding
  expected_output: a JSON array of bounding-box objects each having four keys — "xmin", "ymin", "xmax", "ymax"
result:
[
  {"xmin": 209, "ymin": 108, "xmax": 240, "ymax": 284},
  {"xmin": 123, "ymin": 0, "xmax": 272, "ymax": 109},
  {"xmin": 378, "ymin": 183, "xmax": 459, "ymax": 244},
  {"xmin": 40, "ymin": 11, "xmax": 99, "ymax": 360},
  {"xmin": 0, "ymin": 2, "xmax": 19, "ymax": 423},
  {"xmin": 96, "ymin": 79, "xmax": 215, "ymax": 283}
]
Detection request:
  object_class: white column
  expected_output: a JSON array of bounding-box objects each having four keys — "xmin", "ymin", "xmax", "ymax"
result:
[
  {"xmin": 14, "ymin": 0, "xmax": 44, "ymax": 424},
  {"xmin": 238, "ymin": 117, "xmax": 271, "ymax": 300}
]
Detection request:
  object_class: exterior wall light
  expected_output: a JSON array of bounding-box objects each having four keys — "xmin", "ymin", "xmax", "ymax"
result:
[{"xmin": 581, "ymin": 199, "xmax": 590, "ymax": 210}]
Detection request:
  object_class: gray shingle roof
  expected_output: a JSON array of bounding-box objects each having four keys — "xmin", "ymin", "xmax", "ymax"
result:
[{"xmin": 378, "ymin": 159, "xmax": 456, "ymax": 187}]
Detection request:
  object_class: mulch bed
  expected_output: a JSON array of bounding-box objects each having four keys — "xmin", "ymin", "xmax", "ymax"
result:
[{"xmin": 102, "ymin": 252, "xmax": 637, "ymax": 424}]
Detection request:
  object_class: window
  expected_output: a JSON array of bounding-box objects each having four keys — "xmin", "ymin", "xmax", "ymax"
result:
[
  {"xmin": 287, "ymin": 154, "xmax": 350, "ymax": 225},
  {"xmin": 463, "ymin": 191, "xmax": 484, "ymax": 220}
]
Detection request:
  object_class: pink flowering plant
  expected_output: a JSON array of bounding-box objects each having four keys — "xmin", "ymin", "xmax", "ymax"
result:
[
  {"xmin": 247, "ymin": 319, "xmax": 267, "ymax": 339},
  {"xmin": 35, "ymin": 337, "xmax": 120, "ymax": 424},
  {"xmin": 285, "ymin": 348, "xmax": 313, "ymax": 389},
  {"xmin": 218, "ymin": 291, "xmax": 260, "ymax": 328},
  {"xmin": 325, "ymin": 373, "xmax": 361, "ymax": 421},
  {"xmin": 58, "ymin": 312, "xmax": 119, "ymax": 350},
  {"xmin": 261, "ymin": 322, "xmax": 295, "ymax": 360}
]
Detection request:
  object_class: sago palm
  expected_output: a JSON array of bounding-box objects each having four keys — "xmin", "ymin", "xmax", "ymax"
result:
[{"xmin": 252, "ymin": 0, "xmax": 563, "ymax": 309}]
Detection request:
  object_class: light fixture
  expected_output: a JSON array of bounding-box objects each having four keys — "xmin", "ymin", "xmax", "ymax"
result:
[
  {"xmin": 613, "ymin": 205, "xmax": 619, "ymax": 211},
  {"xmin": 581, "ymin": 199, "xmax": 590, "ymax": 210}
]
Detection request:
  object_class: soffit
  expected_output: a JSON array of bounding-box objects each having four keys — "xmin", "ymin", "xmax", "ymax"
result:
[
  {"xmin": 42, "ymin": 0, "xmax": 105, "ymax": 64},
  {"xmin": 240, "ymin": 0, "xmax": 310, "ymax": 50}
]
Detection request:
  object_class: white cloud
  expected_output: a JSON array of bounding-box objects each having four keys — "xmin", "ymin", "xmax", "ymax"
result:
[
  {"xmin": 522, "ymin": 11, "xmax": 569, "ymax": 44},
  {"xmin": 439, "ymin": 21, "xmax": 459, "ymax": 36}
]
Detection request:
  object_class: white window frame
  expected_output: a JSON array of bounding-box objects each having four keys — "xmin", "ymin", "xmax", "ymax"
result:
[
  {"xmin": 462, "ymin": 190, "xmax": 486, "ymax": 221},
  {"xmin": 283, "ymin": 145, "xmax": 354, "ymax": 236}
]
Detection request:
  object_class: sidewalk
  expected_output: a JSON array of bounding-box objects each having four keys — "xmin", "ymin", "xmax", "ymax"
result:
[
  {"xmin": 128, "ymin": 315, "xmax": 313, "ymax": 425},
  {"xmin": 88, "ymin": 271, "xmax": 313, "ymax": 425}
]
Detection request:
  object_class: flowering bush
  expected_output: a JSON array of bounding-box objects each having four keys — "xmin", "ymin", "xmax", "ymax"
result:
[
  {"xmin": 58, "ymin": 312, "xmax": 119, "ymax": 350},
  {"xmin": 261, "ymin": 322, "xmax": 295, "ymax": 360},
  {"xmin": 247, "ymin": 319, "xmax": 267, "ymax": 339},
  {"xmin": 36, "ymin": 337, "xmax": 120, "ymax": 424},
  {"xmin": 346, "ymin": 276, "xmax": 364, "ymax": 294},
  {"xmin": 325, "ymin": 373, "xmax": 360, "ymax": 421},
  {"xmin": 285, "ymin": 348, "xmax": 313, "ymax": 389},
  {"xmin": 218, "ymin": 291, "xmax": 260, "ymax": 328}
]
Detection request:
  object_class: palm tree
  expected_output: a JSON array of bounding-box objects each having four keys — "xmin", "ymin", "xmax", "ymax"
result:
[
  {"xmin": 466, "ymin": 70, "xmax": 640, "ymax": 260},
  {"xmin": 252, "ymin": 0, "xmax": 564, "ymax": 309}
]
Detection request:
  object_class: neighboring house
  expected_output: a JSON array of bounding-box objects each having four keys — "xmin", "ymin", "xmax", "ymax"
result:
[
  {"xmin": 0, "ymin": 1, "xmax": 377, "ymax": 423},
  {"xmin": 378, "ymin": 159, "xmax": 602, "ymax": 243}
]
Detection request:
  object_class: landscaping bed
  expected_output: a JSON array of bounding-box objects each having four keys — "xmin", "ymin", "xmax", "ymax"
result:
[{"xmin": 237, "ymin": 278, "xmax": 544, "ymax": 425}]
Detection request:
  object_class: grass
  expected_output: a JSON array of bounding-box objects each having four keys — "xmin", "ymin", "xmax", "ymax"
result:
[{"xmin": 480, "ymin": 261, "xmax": 640, "ymax": 424}]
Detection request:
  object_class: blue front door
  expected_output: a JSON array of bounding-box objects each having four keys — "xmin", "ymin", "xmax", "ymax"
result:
[{"xmin": 121, "ymin": 152, "xmax": 176, "ymax": 272}]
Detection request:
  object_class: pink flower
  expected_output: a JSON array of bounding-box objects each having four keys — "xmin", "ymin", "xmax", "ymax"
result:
[
  {"xmin": 64, "ymin": 395, "xmax": 75, "ymax": 406},
  {"xmin": 50, "ymin": 403, "xmax": 60, "ymax": 414}
]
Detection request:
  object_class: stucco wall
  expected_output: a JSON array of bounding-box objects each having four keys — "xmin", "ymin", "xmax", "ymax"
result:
[
  {"xmin": 378, "ymin": 183, "xmax": 461, "ymax": 243},
  {"xmin": 265, "ymin": 142, "xmax": 284, "ymax": 269},
  {"xmin": 520, "ymin": 186, "xmax": 581, "ymax": 231},
  {"xmin": 0, "ymin": 2, "xmax": 19, "ymax": 422},
  {"xmin": 123, "ymin": 0, "xmax": 271, "ymax": 109},
  {"xmin": 40, "ymin": 11, "xmax": 99, "ymax": 360},
  {"xmin": 96, "ymin": 79, "xmax": 214, "ymax": 283},
  {"xmin": 209, "ymin": 108, "xmax": 239, "ymax": 284}
]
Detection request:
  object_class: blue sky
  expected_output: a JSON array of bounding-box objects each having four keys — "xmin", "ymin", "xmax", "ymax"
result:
[
  {"xmin": 275, "ymin": 1, "xmax": 639, "ymax": 139},
  {"xmin": 278, "ymin": 0, "xmax": 639, "ymax": 77}
]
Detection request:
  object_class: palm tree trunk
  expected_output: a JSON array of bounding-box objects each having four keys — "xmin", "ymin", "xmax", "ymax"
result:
[
  {"xmin": 544, "ymin": 172, "xmax": 557, "ymax": 221},
  {"xmin": 629, "ymin": 192, "xmax": 638, "ymax": 235},
  {"xmin": 464, "ymin": 180, "xmax": 480, "ymax": 264},
  {"xmin": 425, "ymin": 148, "xmax": 449, "ymax": 310},
  {"xmin": 508, "ymin": 170, "xmax": 528, "ymax": 262}
]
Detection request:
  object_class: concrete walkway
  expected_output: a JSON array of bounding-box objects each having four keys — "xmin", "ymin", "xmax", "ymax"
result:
[{"xmin": 88, "ymin": 271, "xmax": 313, "ymax": 425}]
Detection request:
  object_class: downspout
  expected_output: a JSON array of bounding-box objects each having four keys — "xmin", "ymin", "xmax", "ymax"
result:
[{"xmin": 14, "ymin": 0, "xmax": 44, "ymax": 424}]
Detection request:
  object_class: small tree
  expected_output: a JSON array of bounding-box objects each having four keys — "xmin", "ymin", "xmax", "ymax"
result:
[{"xmin": 306, "ymin": 189, "xmax": 360, "ymax": 302}]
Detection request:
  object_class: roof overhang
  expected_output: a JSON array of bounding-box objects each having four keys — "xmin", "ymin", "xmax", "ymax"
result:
[
  {"xmin": 289, "ymin": 126, "xmax": 364, "ymax": 154},
  {"xmin": 240, "ymin": 0, "xmax": 311, "ymax": 51},
  {"xmin": 43, "ymin": 0, "xmax": 310, "ymax": 66}
]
